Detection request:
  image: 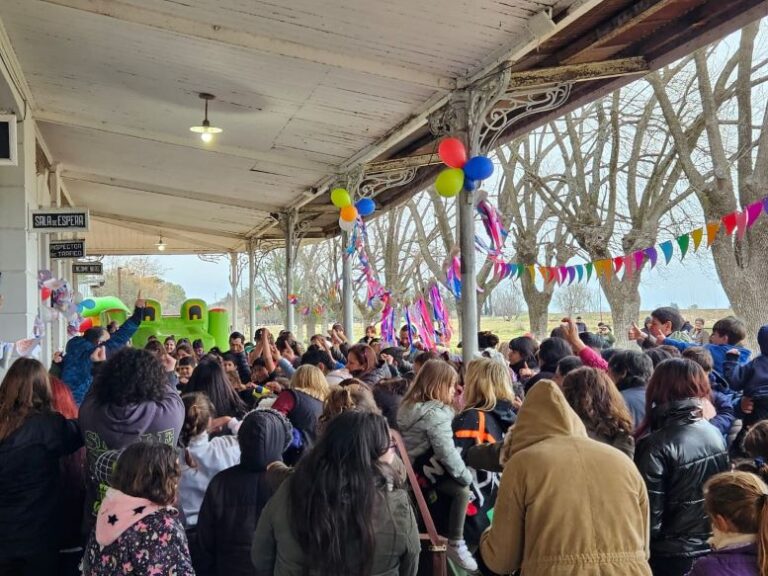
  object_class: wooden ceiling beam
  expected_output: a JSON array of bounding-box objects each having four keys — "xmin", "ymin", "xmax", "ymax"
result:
[
  {"xmin": 62, "ymin": 170, "xmax": 283, "ymax": 213},
  {"xmin": 90, "ymin": 210, "xmax": 247, "ymax": 241},
  {"xmin": 38, "ymin": 0, "xmax": 455, "ymax": 90}
]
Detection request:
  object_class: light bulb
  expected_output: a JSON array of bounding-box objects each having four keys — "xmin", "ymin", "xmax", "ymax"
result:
[
  {"xmin": 157, "ymin": 243, "xmax": 166, "ymax": 251},
  {"xmin": 200, "ymin": 131, "xmax": 213, "ymax": 143}
]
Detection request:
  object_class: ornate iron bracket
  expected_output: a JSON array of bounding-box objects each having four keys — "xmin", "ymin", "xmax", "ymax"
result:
[
  {"xmin": 358, "ymin": 167, "xmax": 418, "ymax": 199},
  {"xmin": 429, "ymin": 67, "xmax": 573, "ymax": 155}
]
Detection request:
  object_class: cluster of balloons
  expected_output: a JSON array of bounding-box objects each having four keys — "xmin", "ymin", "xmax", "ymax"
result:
[
  {"xmin": 330, "ymin": 187, "xmax": 376, "ymax": 232},
  {"xmin": 434, "ymin": 137, "xmax": 494, "ymax": 198}
]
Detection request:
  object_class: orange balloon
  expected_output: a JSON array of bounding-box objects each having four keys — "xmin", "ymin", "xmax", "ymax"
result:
[{"xmin": 340, "ymin": 205, "xmax": 358, "ymax": 222}]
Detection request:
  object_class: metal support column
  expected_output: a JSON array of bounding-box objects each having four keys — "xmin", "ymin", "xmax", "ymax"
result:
[
  {"xmin": 248, "ymin": 241, "xmax": 256, "ymax": 341},
  {"xmin": 284, "ymin": 211, "xmax": 295, "ymax": 333},
  {"xmin": 229, "ymin": 252, "xmax": 239, "ymax": 334},
  {"xmin": 458, "ymin": 171, "xmax": 478, "ymax": 362},
  {"xmin": 342, "ymin": 231, "xmax": 354, "ymax": 338}
]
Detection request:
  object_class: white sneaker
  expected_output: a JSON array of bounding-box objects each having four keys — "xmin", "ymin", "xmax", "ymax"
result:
[{"xmin": 447, "ymin": 539, "xmax": 478, "ymax": 573}]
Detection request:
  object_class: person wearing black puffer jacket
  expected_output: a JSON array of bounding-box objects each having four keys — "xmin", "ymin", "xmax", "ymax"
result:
[
  {"xmin": 194, "ymin": 409, "xmax": 293, "ymax": 576},
  {"xmin": 452, "ymin": 358, "xmax": 516, "ymax": 546},
  {"xmin": 634, "ymin": 358, "xmax": 729, "ymax": 576}
]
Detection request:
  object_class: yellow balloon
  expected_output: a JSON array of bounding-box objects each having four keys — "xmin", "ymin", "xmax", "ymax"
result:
[
  {"xmin": 435, "ymin": 168, "xmax": 464, "ymax": 198},
  {"xmin": 330, "ymin": 188, "xmax": 352, "ymax": 208}
]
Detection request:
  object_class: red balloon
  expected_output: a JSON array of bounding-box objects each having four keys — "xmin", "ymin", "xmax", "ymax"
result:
[
  {"xmin": 40, "ymin": 287, "xmax": 52, "ymax": 301},
  {"xmin": 438, "ymin": 137, "xmax": 468, "ymax": 169},
  {"xmin": 79, "ymin": 318, "xmax": 93, "ymax": 332}
]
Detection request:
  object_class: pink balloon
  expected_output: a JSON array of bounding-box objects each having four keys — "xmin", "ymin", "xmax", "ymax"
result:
[{"xmin": 438, "ymin": 137, "xmax": 468, "ymax": 169}]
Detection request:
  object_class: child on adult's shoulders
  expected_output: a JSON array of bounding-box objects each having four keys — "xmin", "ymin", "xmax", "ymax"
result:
[{"xmin": 727, "ymin": 324, "xmax": 768, "ymax": 426}]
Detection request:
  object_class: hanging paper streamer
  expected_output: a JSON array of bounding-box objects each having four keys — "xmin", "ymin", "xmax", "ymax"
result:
[
  {"xmin": 445, "ymin": 250, "xmax": 462, "ymax": 299},
  {"xmin": 429, "ymin": 283, "xmax": 453, "ymax": 345},
  {"xmin": 476, "ymin": 193, "xmax": 508, "ymax": 255},
  {"xmin": 380, "ymin": 293, "xmax": 396, "ymax": 346},
  {"xmin": 412, "ymin": 296, "xmax": 437, "ymax": 351}
]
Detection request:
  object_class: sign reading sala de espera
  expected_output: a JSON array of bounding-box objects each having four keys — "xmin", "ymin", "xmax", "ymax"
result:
[
  {"xmin": 50, "ymin": 240, "xmax": 86, "ymax": 259},
  {"xmin": 30, "ymin": 208, "xmax": 90, "ymax": 233}
]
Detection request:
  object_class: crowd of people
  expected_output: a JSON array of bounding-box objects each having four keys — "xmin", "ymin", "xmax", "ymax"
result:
[{"xmin": 2, "ymin": 299, "xmax": 768, "ymax": 575}]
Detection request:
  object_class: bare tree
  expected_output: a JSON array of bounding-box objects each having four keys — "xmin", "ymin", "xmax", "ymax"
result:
[
  {"xmin": 554, "ymin": 283, "xmax": 597, "ymax": 317},
  {"xmin": 198, "ymin": 252, "xmax": 248, "ymax": 332},
  {"xmin": 494, "ymin": 283, "xmax": 524, "ymax": 320},
  {"xmin": 650, "ymin": 22, "xmax": 768, "ymax": 348}
]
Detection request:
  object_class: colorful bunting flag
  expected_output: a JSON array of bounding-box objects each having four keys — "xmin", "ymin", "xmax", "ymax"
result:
[
  {"xmin": 722, "ymin": 212, "xmax": 738, "ymax": 235},
  {"xmin": 747, "ymin": 201, "xmax": 764, "ymax": 227},
  {"xmin": 585, "ymin": 262, "xmax": 594, "ymax": 281},
  {"xmin": 644, "ymin": 247, "xmax": 658, "ymax": 268},
  {"xmin": 567, "ymin": 266, "xmax": 576, "ymax": 285},
  {"xmin": 575, "ymin": 265, "xmax": 584, "ymax": 282},
  {"xmin": 691, "ymin": 228, "xmax": 704, "ymax": 251},
  {"xmin": 736, "ymin": 211, "xmax": 749, "ymax": 241},
  {"xmin": 613, "ymin": 256, "xmax": 625, "ymax": 274},
  {"xmin": 659, "ymin": 241, "xmax": 674, "ymax": 265},
  {"xmin": 706, "ymin": 222, "xmax": 721, "ymax": 247},
  {"xmin": 633, "ymin": 250, "xmax": 645, "ymax": 271},
  {"xmin": 676, "ymin": 234, "xmax": 690, "ymax": 259}
]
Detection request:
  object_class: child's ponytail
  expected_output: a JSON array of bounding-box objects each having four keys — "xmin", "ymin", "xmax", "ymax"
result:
[
  {"xmin": 704, "ymin": 471, "xmax": 768, "ymax": 573},
  {"xmin": 759, "ymin": 493, "xmax": 768, "ymax": 576},
  {"xmin": 180, "ymin": 392, "xmax": 215, "ymax": 468}
]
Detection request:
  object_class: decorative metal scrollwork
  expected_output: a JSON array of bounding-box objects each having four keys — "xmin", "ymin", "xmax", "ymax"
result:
[
  {"xmin": 358, "ymin": 168, "xmax": 418, "ymax": 199},
  {"xmin": 477, "ymin": 83, "xmax": 572, "ymax": 153}
]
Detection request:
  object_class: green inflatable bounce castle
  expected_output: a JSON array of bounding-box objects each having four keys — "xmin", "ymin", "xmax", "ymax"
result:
[{"xmin": 82, "ymin": 297, "xmax": 230, "ymax": 350}]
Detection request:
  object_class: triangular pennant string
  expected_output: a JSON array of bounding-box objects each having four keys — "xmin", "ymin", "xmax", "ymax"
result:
[
  {"xmin": 722, "ymin": 212, "xmax": 738, "ymax": 235},
  {"xmin": 747, "ymin": 201, "xmax": 764, "ymax": 227},
  {"xmin": 567, "ymin": 266, "xmax": 576, "ymax": 285},
  {"xmin": 613, "ymin": 256, "xmax": 624, "ymax": 274},
  {"xmin": 633, "ymin": 250, "xmax": 645, "ymax": 272},
  {"xmin": 585, "ymin": 262, "xmax": 594, "ymax": 281},
  {"xmin": 659, "ymin": 241, "xmax": 674, "ymax": 265},
  {"xmin": 538, "ymin": 266, "xmax": 548, "ymax": 282},
  {"xmin": 575, "ymin": 265, "xmax": 584, "ymax": 283},
  {"xmin": 644, "ymin": 247, "xmax": 658, "ymax": 268},
  {"xmin": 736, "ymin": 211, "xmax": 749, "ymax": 241},
  {"xmin": 691, "ymin": 228, "xmax": 704, "ymax": 251},
  {"xmin": 706, "ymin": 222, "xmax": 721, "ymax": 247},
  {"xmin": 676, "ymin": 234, "xmax": 690, "ymax": 259}
]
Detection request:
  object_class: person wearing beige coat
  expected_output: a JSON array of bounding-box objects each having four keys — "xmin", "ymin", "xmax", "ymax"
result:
[{"xmin": 479, "ymin": 380, "xmax": 652, "ymax": 576}]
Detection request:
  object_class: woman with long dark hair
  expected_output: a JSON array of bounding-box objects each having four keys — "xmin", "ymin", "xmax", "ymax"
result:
[
  {"xmin": 252, "ymin": 411, "xmax": 420, "ymax": 576},
  {"xmin": 346, "ymin": 343, "xmax": 389, "ymax": 388},
  {"xmin": 634, "ymin": 358, "xmax": 730, "ymax": 576},
  {"xmin": 0, "ymin": 359, "xmax": 82, "ymax": 576},
  {"xmin": 507, "ymin": 336, "xmax": 538, "ymax": 383},
  {"xmin": 561, "ymin": 367, "xmax": 635, "ymax": 458},
  {"xmin": 186, "ymin": 355, "xmax": 248, "ymax": 419}
]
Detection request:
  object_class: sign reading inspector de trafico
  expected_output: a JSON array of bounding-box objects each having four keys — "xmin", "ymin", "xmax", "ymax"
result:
[
  {"xmin": 50, "ymin": 240, "xmax": 86, "ymax": 259},
  {"xmin": 30, "ymin": 208, "xmax": 90, "ymax": 233}
]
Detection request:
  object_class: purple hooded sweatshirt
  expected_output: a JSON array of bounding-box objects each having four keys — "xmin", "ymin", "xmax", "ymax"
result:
[
  {"xmin": 79, "ymin": 375, "xmax": 184, "ymax": 523},
  {"xmin": 687, "ymin": 543, "xmax": 759, "ymax": 576}
]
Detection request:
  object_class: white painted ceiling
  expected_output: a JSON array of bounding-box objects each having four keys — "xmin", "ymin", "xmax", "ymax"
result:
[{"xmin": 1, "ymin": 0, "xmax": 583, "ymax": 253}]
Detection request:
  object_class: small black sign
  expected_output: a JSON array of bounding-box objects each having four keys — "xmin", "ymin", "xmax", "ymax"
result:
[
  {"xmin": 72, "ymin": 262, "xmax": 102, "ymax": 275},
  {"xmin": 31, "ymin": 209, "xmax": 89, "ymax": 232},
  {"xmin": 50, "ymin": 240, "xmax": 86, "ymax": 259}
]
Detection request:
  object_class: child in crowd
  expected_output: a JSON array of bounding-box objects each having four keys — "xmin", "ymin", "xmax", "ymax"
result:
[
  {"xmin": 81, "ymin": 443, "xmax": 193, "ymax": 576},
  {"xmin": 222, "ymin": 352, "xmax": 244, "ymax": 391},
  {"xmin": 681, "ymin": 347, "xmax": 736, "ymax": 441},
  {"xmin": 688, "ymin": 471, "xmax": 768, "ymax": 576},
  {"xmin": 729, "ymin": 325, "xmax": 768, "ymax": 426},
  {"xmin": 176, "ymin": 355, "xmax": 196, "ymax": 389},
  {"xmin": 629, "ymin": 306, "xmax": 692, "ymax": 348},
  {"xmin": 664, "ymin": 316, "xmax": 751, "ymax": 374},
  {"xmin": 398, "ymin": 359, "xmax": 477, "ymax": 572},
  {"xmin": 178, "ymin": 393, "xmax": 241, "ymax": 529}
]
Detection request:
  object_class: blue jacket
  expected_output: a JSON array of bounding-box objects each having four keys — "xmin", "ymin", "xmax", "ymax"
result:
[
  {"xmin": 663, "ymin": 337, "xmax": 751, "ymax": 375},
  {"xmin": 729, "ymin": 326, "xmax": 768, "ymax": 394},
  {"xmin": 61, "ymin": 307, "xmax": 142, "ymax": 405}
]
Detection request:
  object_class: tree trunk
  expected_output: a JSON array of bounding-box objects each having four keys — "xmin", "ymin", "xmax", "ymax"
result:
[
  {"xmin": 599, "ymin": 275, "xmax": 642, "ymax": 349},
  {"xmin": 710, "ymin": 223, "xmax": 768, "ymax": 352},
  {"xmin": 520, "ymin": 275, "xmax": 553, "ymax": 339}
]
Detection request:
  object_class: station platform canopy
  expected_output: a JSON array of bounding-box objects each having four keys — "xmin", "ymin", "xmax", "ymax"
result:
[{"xmin": 2, "ymin": 0, "xmax": 765, "ymax": 254}]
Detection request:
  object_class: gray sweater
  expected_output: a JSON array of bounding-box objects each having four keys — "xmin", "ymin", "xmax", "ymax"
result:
[{"xmin": 397, "ymin": 400, "xmax": 472, "ymax": 486}]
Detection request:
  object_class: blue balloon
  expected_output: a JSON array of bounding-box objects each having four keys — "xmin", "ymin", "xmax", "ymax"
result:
[
  {"xmin": 355, "ymin": 198, "xmax": 376, "ymax": 217},
  {"xmin": 463, "ymin": 156, "xmax": 494, "ymax": 181},
  {"xmin": 81, "ymin": 299, "xmax": 96, "ymax": 310},
  {"xmin": 463, "ymin": 177, "xmax": 477, "ymax": 192},
  {"xmin": 76, "ymin": 303, "xmax": 85, "ymax": 314}
]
